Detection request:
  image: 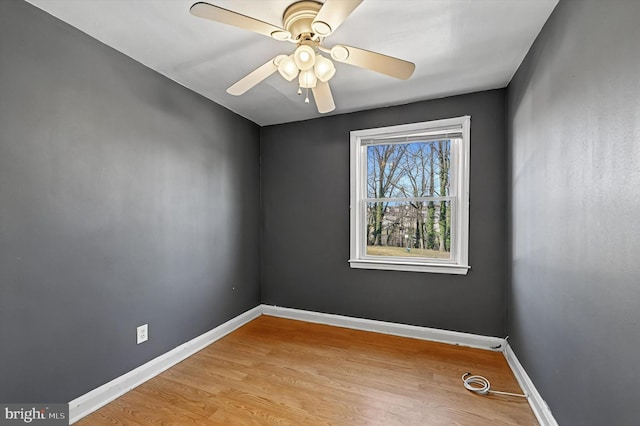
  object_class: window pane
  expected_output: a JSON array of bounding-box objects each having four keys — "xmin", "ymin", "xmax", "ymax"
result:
[
  {"xmin": 365, "ymin": 200, "xmax": 452, "ymax": 259},
  {"xmin": 366, "ymin": 140, "xmax": 451, "ymax": 199}
]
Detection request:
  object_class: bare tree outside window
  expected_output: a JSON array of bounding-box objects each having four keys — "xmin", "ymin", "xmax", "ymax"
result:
[{"xmin": 365, "ymin": 140, "xmax": 452, "ymax": 259}]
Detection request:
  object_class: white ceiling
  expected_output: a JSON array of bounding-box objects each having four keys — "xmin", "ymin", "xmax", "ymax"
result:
[{"xmin": 25, "ymin": 0, "xmax": 557, "ymax": 126}]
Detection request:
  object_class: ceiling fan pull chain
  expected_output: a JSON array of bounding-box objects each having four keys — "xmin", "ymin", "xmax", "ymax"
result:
[{"xmin": 304, "ymin": 88, "xmax": 310, "ymax": 104}]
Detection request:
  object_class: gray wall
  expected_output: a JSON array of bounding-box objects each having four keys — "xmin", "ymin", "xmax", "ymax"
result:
[
  {"xmin": 261, "ymin": 90, "xmax": 507, "ymax": 337},
  {"xmin": 507, "ymin": 0, "xmax": 640, "ymax": 424},
  {"xmin": 0, "ymin": 0, "xmax": 260, "ymax": 402}
]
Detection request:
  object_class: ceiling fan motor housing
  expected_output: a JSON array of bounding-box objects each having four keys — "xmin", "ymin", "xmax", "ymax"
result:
[{"xmin": 283, "ymin": 1, "xmax": 323, "ymax": 40}]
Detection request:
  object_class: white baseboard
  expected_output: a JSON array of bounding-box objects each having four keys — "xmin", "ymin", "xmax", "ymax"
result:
[
  {"xmin": 68, "ymin": 303, "xmax": 556, "ymax": 426},
  {"xmin": 260, "ymin": 304, "xmax": 505, "ymax": 351},
  {"xmin": 68, "ymin": 305, "xmax": 262, "ymax": 424},
  {"xmin": 504, "ymin": 343, "xmax": 558, "ymax": 426}
]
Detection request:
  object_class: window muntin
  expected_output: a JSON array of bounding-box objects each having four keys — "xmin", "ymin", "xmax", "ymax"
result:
[{"xmin": 350, "ymin": 116, "xmax": 470, "ymax": 274}]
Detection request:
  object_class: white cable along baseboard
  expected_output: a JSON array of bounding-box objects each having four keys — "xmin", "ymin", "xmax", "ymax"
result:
[{"xmin": 68, "ymin": 304, "xmax": 557, "ymax": 426}]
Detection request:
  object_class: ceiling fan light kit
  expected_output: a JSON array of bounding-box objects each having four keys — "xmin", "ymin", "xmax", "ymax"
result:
[
  {"xmin": 314, "ymin": 54, "xmax": 335, "ymax": 82},
  {"xmin": 293, "ymin": 44, "xmax": 316, "ymax": 70},
  {"xmin": 299, "ymin": 69, "xmax": 317, "ymax": 89},
  {"xmin": 190, "ymin": 0, "xmax": 415, "ymax": 114},
  {"xmin": 277, "ymin": 55, "xmax": 299, "ymax": 81}
]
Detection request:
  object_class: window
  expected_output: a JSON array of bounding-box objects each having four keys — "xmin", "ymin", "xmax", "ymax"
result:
[{"xmin": 349, "ymin": 116, "xmax": 470, "ymax": 274}]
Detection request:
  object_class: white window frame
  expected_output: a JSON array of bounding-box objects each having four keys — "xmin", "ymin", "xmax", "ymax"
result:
[{"xmin": 349, "ymin": 116, "xmax": 471, "ymax": 275}]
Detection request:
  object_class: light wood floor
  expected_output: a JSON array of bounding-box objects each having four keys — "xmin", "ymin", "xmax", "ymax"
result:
[{"xmin": 77, "ymin": 315, "xmax": 537, "ymax": 425}]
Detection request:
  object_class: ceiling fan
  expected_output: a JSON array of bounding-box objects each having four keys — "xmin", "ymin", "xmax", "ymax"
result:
[{"xmin": 190, "ymin": 0, "xmax": 415, "ymax": 114}]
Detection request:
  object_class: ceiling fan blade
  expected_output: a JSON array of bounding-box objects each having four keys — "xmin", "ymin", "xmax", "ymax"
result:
[
  {"xmin": 330, "ymin": 44, "xmax": 415, "ymax": 80},
  {"xmin": 311, "ymin": 81, "xmax": 336, "ymax": 113},
  {"xmin": 311, "ymin": 0, "xmax": 364, "ymax": 37},
  {"xmin": 190, "ymin": 2, "xmax": 290, "ymax": 40},
  {"xmin": 227, "ymin": 57, "xmax": 279, "ymax": 96}
]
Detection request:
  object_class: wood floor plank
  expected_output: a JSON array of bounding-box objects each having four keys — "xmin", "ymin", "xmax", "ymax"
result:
[{"xmin": 77, "ymin": 315, "xmax": 537, "ymax": 425}]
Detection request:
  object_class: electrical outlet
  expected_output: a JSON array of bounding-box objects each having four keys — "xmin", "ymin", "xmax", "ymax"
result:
[{"xmin": 136, "ymin": 324, "xmax": 148, "ymax": 344}]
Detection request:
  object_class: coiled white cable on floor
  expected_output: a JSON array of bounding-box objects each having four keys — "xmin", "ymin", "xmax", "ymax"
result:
[{"xmin": 461, "ymin": 372, "xmax": 527, "ymax": 398}]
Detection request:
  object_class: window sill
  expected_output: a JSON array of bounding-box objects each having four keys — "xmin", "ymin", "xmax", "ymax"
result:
[{"xmin": 349, "ymin": 259, "xmax": 470, "ymax": 275}]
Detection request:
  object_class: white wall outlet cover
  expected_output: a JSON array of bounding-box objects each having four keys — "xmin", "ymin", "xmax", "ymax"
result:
[{"xmin": 136, "ymin": 324, "xmax": 148, "ymax": 344}]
